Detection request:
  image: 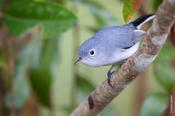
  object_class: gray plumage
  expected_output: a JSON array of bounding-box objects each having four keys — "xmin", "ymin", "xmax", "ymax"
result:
[{"xmin": 75, "ymin": 15, "xmax": 155, "ymax": 67}]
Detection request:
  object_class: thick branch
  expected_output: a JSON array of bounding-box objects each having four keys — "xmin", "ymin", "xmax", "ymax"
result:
[{"xmin": 71, "ymin": 0, "xmax": 175, "ymax": 115}]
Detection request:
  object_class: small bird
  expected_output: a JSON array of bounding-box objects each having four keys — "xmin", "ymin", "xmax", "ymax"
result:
[{"xmin": 74, "ymin": 15, "xmax": 155, "ymax": 87}]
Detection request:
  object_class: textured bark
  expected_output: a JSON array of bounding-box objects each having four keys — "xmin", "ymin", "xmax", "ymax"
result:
[{"xmin": 71, "ymin": 0, "xmax": 175, "ymax": 115}]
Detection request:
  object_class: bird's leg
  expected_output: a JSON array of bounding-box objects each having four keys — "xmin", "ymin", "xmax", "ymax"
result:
[
  {"xmin": 120, "ymin": 59, "xmax": 127, "ymax": 67},
  {"xmin": 107, "ymin": 59, "xmax": 127, "ymax": 87},
  {"xmin": 107, "ymin": 64, "xmax": 116, "ymax": 88}
]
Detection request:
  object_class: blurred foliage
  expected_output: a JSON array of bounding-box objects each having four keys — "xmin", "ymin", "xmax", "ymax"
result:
[
  {"xmin": 62, "ymin": 74, "xmax": 118, "ymax": 115},
  {"xmin": 153, "ymin": 43, "xmax": 175, "ymax": 92},
  {"xmin": 123, "ymin": 0, "xmax": 144, "ymax": 23},
  {"xmin": 0, "ymin": 0, "xmax": 6, "ymax": 7},
  {"xmin": 76, "ymin": 74, "xmax": 94, "ymax": 102},
  {"xmin": 28, "ymin": 28, "xmax": 59, "ymax": 107},
  {"xmin": 77, "ymin": 74, "xmax": 118, "ymax": 116},
  {"xmin": 0, "ymin": 0, "xmax": 77, "ymax": 112},
  {"xmin": 4, "ymin": 1, "xmax": 77, "ymax": 38},
  {"xmin": 5, "ymin": 63, "xmax": 31, "ymax": 109},
  {"xmin": 0, "ymin": 0, "xmax": 174, "ymax": 115},
  {"xmin": 139, "ymin": 93, "xmax": 169, "ymax": 116},
  {"xmin": 153, "ymin": 0, "xmax": 162, "ymax": 11},
  {"xmin": 69, "ymin": 0, "xmax": 117, "ymax": 33}
]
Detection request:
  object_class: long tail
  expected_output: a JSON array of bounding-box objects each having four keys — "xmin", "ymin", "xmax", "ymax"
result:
[{"xmin": 130, "ymin": 14, "xmax": 155, "ymax": 29}]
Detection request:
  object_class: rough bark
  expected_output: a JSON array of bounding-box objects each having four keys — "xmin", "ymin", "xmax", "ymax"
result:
[{"xmin": 71, "ymin": 0, "xmax": 175, "ymax": 115}]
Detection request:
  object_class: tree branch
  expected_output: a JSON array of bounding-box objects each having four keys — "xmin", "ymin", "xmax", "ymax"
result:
[{"xmin": 71, "ymin": 0, "xmax": 175, "ymax": 115}]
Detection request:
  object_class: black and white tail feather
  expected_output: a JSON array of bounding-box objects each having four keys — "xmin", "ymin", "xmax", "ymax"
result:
[
  {"xmin": 128, "ymin": 14, "xmax": 155, "ymax": 42},
  {"xmin": 130, "ymin": 14, "xmax": 155, "ymax": 30}
]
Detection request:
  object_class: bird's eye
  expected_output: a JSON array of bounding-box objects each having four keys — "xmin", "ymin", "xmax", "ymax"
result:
[{"xmin": 89, "ymin": 49, "xmax": 95, "ymax": 56}]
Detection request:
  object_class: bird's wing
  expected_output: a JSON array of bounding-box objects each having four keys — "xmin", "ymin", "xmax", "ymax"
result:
[
  {"xmin": 106, "ymin": 25, "xmax": 146, "ymax": 50},
  {"xmin": 94, "ymin": 25, "xmax": 145, "ymax": 51},
  {"xmin": 119, "ymin": 29, "xmax": 146, "ymax": 49}
]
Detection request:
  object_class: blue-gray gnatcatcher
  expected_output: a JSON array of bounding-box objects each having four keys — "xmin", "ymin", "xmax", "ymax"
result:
[{"xmin": 75, "ymin": 14, "xmax": 155, "ymax": 87}]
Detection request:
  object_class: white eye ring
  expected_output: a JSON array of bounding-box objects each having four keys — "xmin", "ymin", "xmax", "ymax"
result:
[{"xmin": 89, "ymin": 49, "xmax": 95, "ymax": 56}]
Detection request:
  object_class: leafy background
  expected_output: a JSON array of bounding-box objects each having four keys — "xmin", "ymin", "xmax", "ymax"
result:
[{"xmin": 0, "ymin": 0, "xmax": 175, "ymax": 116}]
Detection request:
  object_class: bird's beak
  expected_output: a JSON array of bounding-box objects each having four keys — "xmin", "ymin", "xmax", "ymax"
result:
[{"xmin": 74, "ymin": 57, "xmax": 82, "ymax": 65}]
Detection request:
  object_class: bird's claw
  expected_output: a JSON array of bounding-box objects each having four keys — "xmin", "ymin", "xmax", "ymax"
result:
[
  {"xmin": 107, "ymin": 71, "xmax": 113, "ymax": 88},
  {"xmin": 120, "ymin": 60, "xmax": 126, "ymax": 67}
]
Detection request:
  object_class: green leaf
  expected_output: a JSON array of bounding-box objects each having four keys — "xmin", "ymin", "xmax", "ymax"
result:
[
  {"xmin": 30, "ymin": 37, "xmax": 60, "ymax": 107},
  {"xmin": 4, "ymin": 1, "xmax": 77, "ymax": 38},
  {"xmin": 0, "ymin": 0, "xmax": 6, "ymax": 7},
  {"xmin": 29, "ymin": 35, "xmax": 60, "ymax": 108},
  {"xmin": 122, "ymin": 0, "xmax": 144, "ymax": 23},
  {"xmin": 123, "ymin": 0, "xmax": 135, "ymax": 23},
  {"xmin": 153, "ymin": 43, "xmax": 175, "ymax": 92},
  {"xmin": 139, "ymin": 93, "xmax": 169, "ymax": 116},
  {"xmin": 13, "ymin": 26, "xmax": 60, "ymax": 107},
  {"xmin": 30, "ymin": 66, "xmax": 52, "ymax": 107},
  {"xmin": 153, "ymin": 0, "xmax": 162, "ymax": 11}
]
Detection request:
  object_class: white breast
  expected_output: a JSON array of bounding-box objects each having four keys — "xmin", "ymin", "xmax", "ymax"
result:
[
  {"xmin": 81, "ymin": 42, "xmax": 140, "ymax": 67},
  {"xmin": 109, "ymin": 42, "xmax": 140, "ymax": 64}
]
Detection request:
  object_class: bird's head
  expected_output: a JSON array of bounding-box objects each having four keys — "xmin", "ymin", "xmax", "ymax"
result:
[{"xmin": 74, "ymin": 37, "xmax": 104, "ymax": 67}]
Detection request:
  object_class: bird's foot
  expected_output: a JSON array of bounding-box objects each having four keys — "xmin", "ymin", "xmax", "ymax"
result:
[
  {"xmin": 120, "ymin": 59, "xmax": 127, "ymax": 67},
  {"xmin": 107, "ymin": 71, "xmax": 113, "ymax": 88}
]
